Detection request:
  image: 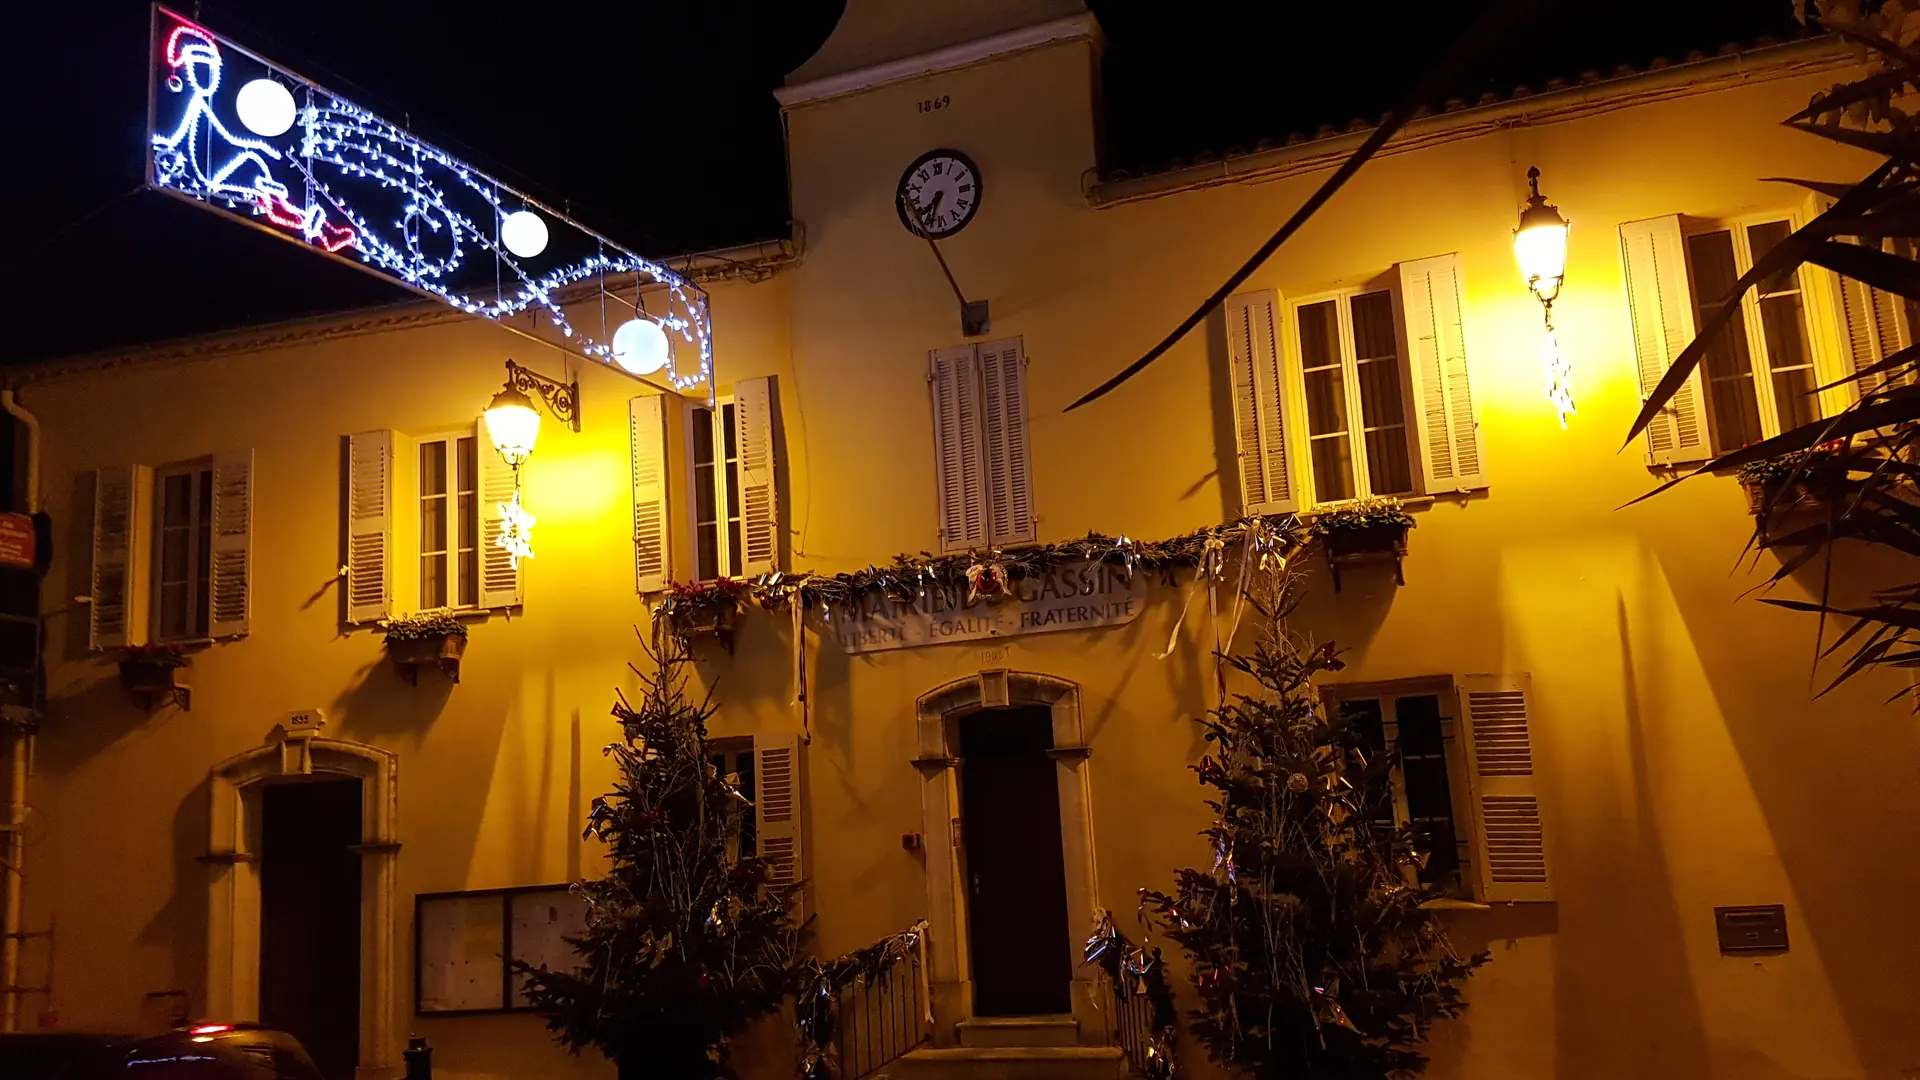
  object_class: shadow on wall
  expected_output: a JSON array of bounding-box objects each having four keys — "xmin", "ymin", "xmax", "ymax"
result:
[
  {"xmin": 136, "ymin": 775, "xmax": 212, "ymax": 1026},
  {"xmin": 327, "ymin": 653, "xmax": 454, "ymax": 741}
]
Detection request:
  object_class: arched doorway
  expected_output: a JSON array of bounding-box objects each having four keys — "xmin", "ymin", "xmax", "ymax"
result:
[
  {"xmin": 913, "ymin": 670, "xmax": 1101, "ymax": 1044},
  {"xmin": 205, "ymin": 735, "xmax": 398, "ymax": 1078}
]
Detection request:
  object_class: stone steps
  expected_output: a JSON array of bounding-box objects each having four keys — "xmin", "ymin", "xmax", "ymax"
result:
[{"xmin": 878, "ymin": 1045, "xmax": 1128, "ymax": 1080}]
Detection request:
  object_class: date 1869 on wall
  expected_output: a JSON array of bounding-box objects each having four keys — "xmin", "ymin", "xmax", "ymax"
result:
[{"xmin": 917, "ymin": 95, "xmax": 951, "ymax": 114}]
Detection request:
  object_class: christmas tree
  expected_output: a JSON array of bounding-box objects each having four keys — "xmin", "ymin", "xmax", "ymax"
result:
[
  {"xmin": 516, "ymin": 634, "xmax": 806, "ymax": 1080},
  {"xmin": 1141, "ymin": 566, "xmax": 1485, "ymax": 1079}
]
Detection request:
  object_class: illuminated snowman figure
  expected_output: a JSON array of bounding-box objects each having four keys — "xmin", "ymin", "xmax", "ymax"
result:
[{"xmin": 152, "ymin": 24, "xmax": 353, "ymax": 250}]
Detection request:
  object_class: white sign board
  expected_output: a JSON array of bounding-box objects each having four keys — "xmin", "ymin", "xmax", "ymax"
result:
[{"xmin": 835, "ymin": 561, "xmax": 1145, "ymax": 654}]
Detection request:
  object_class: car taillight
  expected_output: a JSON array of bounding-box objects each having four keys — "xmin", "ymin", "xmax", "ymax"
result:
[{"xmin": 188, "ymin": 1024, "xmax": 233, "ymax": 1035}]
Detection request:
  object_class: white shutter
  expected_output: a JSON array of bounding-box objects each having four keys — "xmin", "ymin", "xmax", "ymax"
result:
[
  {"xmin": 733, "ymin": 377, "xmax": 782, "ymax": 576},
  {"xmin": 1618, "ymin": 216, "xmax": 1713, "ymax": 465},
  {"xmin": 476, "ymin": 417, "xmax": 523, "ymax": 610},
  {"xmin": 1810, "ymin": 194, "xmax": 1915, "ymax": 397},
  {"xmin": 346, "ymin": 430, "xmax": 393, "ymax": 625},
  {"xmin": 90, "ymin": 465, "xmax": 151, "ymax": 650},
  {"xmin": 978, "ymin": 338, "xmax": 1036, "ymax": 546},
  {"xmin": 929, "ymin": 345, "xmax": 988, "ymax": 553},
  {"xmin": 630, "ymin": 394, "xmax": 671, "ymax": 594},
  {"xmin": 1224, "ymin": 290, "xmax": 1296, "ymax": 514},
  {"xmin": 1397, "ymin": 253, "xmax": 1489, "ymax": 492},
  {"xmin": 207, "ymin": 449, "xmax": 254, "ymax": 639},
  {"xmin": 1457, "ymin": 674, "xmax": 1552, "ymax": 903},
  {"xmin": 754, "ymin": 733, "xmax": 804, "ymax": 892}
]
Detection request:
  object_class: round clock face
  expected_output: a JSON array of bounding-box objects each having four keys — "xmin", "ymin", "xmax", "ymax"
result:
[{"xmin": 896, "ymin": 149, "xmax": 982, "ymax": 239}]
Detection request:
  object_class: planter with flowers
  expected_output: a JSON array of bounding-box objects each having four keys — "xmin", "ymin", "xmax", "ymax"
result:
[
  {"xmin": 1311, "ymin": 496, "xmax": 1415, "ymax": 592},
  {"xmin": 384, "ymin": 612, "xmax": 468, "ymax": 685},
  {"xmin": 661, "ymin": 578, "xmax": 752, "ymax": 653},
  {"xmin": 1737, "ymin": 453, "xmax": 1846, "ymax": 545},
  {"xmin": 118, "ymin": 644, "xmax": 191, "ymax": 710}
]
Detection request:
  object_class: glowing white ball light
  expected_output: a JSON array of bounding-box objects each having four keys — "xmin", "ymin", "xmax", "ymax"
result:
[
  {"xmin": 500, "ymin": 210, "xmax": 549, "ymax": 258},
  {"xmin": 235, "ymin": 78, "xmax": 296, "ymax": 137},
  {"xmin": 612, "ymin": 318, "xmax": 671, "ymax": 375}
]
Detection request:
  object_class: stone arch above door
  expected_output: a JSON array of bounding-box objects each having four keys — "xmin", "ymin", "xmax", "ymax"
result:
[
  {"xmin": 205, "ymin": 736, "xmax": 398, "ymax": 1078},
  {"xmin": 912, "ymin": 670, "xmax": 1103, "ymax": 1045}
]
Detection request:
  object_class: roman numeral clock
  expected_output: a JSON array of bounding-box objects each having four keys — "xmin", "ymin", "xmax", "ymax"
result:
[{"xmin": 897, "ymin": 148, "xmax": 989, "ymax": 336}]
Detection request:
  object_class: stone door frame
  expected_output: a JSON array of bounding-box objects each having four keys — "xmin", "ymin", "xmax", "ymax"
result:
[
  {"xmin": 205, "ymin": 736, "xmax": 399, "ymax": 1078},
  {"xmin": 913, "ymin": 669, "xmax": 1102, "ymax": 1044}
]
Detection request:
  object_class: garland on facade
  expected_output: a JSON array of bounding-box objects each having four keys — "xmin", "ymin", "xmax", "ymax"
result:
[
  {"xmin": 1085, "ymin": 910, "xmax": 1180, "ymax": 1079},
  {"xmin": 792, "ymin": 920, "xmax": 932, "ymax": 1080},
  {"xmin": 656, "ymin": 515, "xmax": 1305, "ymax": 633}
]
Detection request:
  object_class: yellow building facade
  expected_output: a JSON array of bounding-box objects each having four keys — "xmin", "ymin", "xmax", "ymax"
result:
[{"xmin": 12, "ymin": 4, "xmax": 1920, "ymax": 1079}]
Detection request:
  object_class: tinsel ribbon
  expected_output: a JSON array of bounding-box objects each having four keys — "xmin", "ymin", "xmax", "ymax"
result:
[
  {"xmin": 792, "ymin": 599, "xmax": 811, "ymax": 744},
  {"xmin": 916, "ymin": 921, "xmax": 933, "ymax": 1027},
  {"xmin": 1155, "ymin": 533, "xmax": 1227, "ymax": 661}
]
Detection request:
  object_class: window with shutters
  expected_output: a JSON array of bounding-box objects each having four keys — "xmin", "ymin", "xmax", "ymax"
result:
[
  {"xmin": 689, "ymin": 399, "xmax": 744, "ymax": 582},
  {"xmin": 152, "ymin": 462, "xmax": 213, "ymax": 642},
  {"xmin": 664, "ymin": 377, "xmax": 783, "ymax": 586},
  {"xmin": 1291, "ymin": 289, "xmax": 1416, "ymax": 502},
  {"xmin": 929, "ymin": 339, "xmax": 1034, "ymax": 552},
  {"xmin": 416, "ymin": 432, "xmax": 480, "ymax": 610},
  {"xmin": 1324, "ymin": 673, "xmax": 1552, "ymax": 905},
  {"xmin": 1323, "ymin": 680, "xmax": 1472, "ymax": 901},
  {"xmin": 707, "ymin": 737, "xmax": 758, "ymax": 862},
  {"xmin": 1682, "ymin": 214, "xmax": 1828, "ymax": 452}
]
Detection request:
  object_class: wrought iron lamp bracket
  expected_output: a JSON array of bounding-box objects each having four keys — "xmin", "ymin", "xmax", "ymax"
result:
[{"xmin": 504, "ymin": 359, "xmax": 581, "ymax": 432}]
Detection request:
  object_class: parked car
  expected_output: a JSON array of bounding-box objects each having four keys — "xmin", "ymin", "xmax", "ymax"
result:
[{"xmin": 0, "ymin": 1023, "xmax": 324, "ymax": 1078}]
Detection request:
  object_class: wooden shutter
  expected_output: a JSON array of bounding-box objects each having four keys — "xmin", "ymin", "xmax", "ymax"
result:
[
  {"xmin": 1457, "ymin": 674, "xmax": 1552, "ymax": 902},
  {"xmin": 733, "ymin": 377, "xmax": 782, "ymax": 576},
  {"xmin": 929, "ymin": 345, "xmax": 988, "ymax": 553},
  {"xmin": 630, "ymin": 394, "xmax": 670, "ymax": 593},
  {"xmin": 1810, "ymin": 194, "xmax": 1915, "ymax": 397},
  {"xmin": 90, "ymin": 465, "xmax": 151, "ymax": 650},
  {"xmin": 207, "ymin": 449, "xmax": 254, "ymax": 639},
  {"xmin": 346, "ymin": 430, "xmax": 393, "ymax": 625},
  {"xmin": 978, "ymin": 338, "xmax": 1036, "ymax": 545},
  {"xmin": 476, "ymin": 417, "xmax": 523, "ymax": 609},
  {"xmin": 1224, "ymin": 290, "xmax": 1297, "ymax": 514},
  {"xmin": 754, "ymin": 733, "xmax": 804, "ymax": 891},
  {"xmin": 1618, "ymin": 216, "xmax": 1713, "ymax": 465},
  {"xmin": 1397, "ymin": 254, "xmax": 1489, "ymax": 492}
]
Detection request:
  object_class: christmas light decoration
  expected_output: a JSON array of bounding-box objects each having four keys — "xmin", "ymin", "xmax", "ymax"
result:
[
  {"xmin": 144, "ymin": 7, "xmax": 711, "ymax": 393},
  {"xmin": 497, "ymin": 490, "xmax": 536, "ymax": 567},
  {"xmin": 611, "ymin": 317, "xmax": 670, "ymax": 375}
]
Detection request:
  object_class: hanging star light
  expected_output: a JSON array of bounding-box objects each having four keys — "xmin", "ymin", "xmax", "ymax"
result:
[
  {"xmin": 144, "ymin": 8, "xmax": 712, "ymax": 394},
  {"xmin": 497, "ymin": 491, "xmax": 537, "ymax": 567}
]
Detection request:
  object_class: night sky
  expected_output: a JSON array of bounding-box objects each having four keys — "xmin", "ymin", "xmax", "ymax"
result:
[{"xmin": 5, "ymin": 1, "xmax": 1795, "ymax": 364}]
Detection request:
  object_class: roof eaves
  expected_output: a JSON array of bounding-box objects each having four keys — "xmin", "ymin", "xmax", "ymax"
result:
[{"xmin": 1088, "ymin": 35, "xmax": 1852, "ymax": 209}]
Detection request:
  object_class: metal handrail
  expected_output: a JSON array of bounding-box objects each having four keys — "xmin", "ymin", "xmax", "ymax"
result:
[{"xmin": 834, "ymin": 941, "xmax": 932, "ymax": 1079}]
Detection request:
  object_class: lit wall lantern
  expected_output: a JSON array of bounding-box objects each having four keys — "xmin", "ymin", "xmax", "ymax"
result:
[
  {"xmin": 1513, "ymin": 166, "xmax": 1575, "ymax": 427},
  {"xmin": 482, "ymin": 359, "xmax": 580, "ymax": 566}
]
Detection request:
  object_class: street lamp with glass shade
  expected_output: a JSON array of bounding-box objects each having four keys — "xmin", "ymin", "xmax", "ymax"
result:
[
  {"xmin": 484, "ymin": 384, "xmax": 542, "ymax": 467},
  {"xmin": 1514, "ymin": 166, "xmax": 1569, "ymax": 308}
]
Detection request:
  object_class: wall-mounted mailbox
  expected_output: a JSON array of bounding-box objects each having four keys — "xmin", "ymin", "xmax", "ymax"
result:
[{"xmin": 1715, "ymin": 904, "xmax": 1789, "ymax": 953}]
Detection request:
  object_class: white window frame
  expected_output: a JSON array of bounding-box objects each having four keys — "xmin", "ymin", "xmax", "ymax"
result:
[
  {"xmin": 1321, "ymin": 677, "xmax": 1475, "ymax": 901},
  {"xmin": 1286, "ymin": 285, "xmax": 1418, "ymax": 506},
  {"xmin": 150, "ymin": 459, "xmax": 213, "ymax": 643},
  {"xmin": 685, "ymin": 396, "xmax": 744, "ymax": 583},
  {"xmin": 414, "ymin": 430, "xmax": 481, "ymax": 612},
  {"xmin": 707, "ymin": 736, "xmax": 758, "ymax": 863},
  {"xmin": 1681, "ymin": 209, "xmax": 1834, "ymax": 451}
]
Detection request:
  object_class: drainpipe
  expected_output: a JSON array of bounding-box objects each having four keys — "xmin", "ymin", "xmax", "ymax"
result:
[{"xmin": 0, "ymin": 388, "xmax": 39, "ymax": 1032}]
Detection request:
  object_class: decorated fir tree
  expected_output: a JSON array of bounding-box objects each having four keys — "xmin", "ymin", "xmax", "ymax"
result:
[
  {"xmin": 516, "ymin": 635, "xmax": 805, "ymax": 1080},
  {"xmin": 1142, "ymin": 568, "xmax": 1485, "ymax": 1079}
]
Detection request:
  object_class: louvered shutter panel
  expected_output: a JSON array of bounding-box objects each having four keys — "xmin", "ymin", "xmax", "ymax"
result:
[
  {"xmin": 476, "ymin": 416, "xmax": 523, "ymax": 609},
  {"xmin": 1811, "ymin": 194, "xmax": 1915, "ymax": 396},
  {"xmin": 207, "ymin": 449, "xmax": 254, "ymax": 639},
  {"xmin": 929, "ymin": 345, "xmax": 988, "ymax": 553},
  {"xmin": 978, "ymin": 338, "xmax": 1036, "ymax": 545},
  {"xmin": 90, "ymin": 465, "xmax": 150, "ymax": 650},
  {"xmin": 630, "ymin": 394, "xmax": 670, "ymax": 593},
  {"xmin": 1457, "ymin": 674, "xmax": 1552, "ymax": 902},
  {"xmin": 346, "ymin": 430, "xmax": 393, "ymax": 624},
  {"xmin": 733, "ymin": 377, "xmax": 782, "ymax": 575},
  {"xmin": 1618, "ymin": 217, "xmax": 1713, "ymax": 465},
  {"xmin": 1224, "ymin": 290, "xmax": 1297, "ymax": 513},
  {"xmin": 1397, "ymin": 254, "xmax": 1489, "ymax": 492},
  {"xmin": 753, "ymin": 733, "xmax": 804, "ymax": 892}
]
